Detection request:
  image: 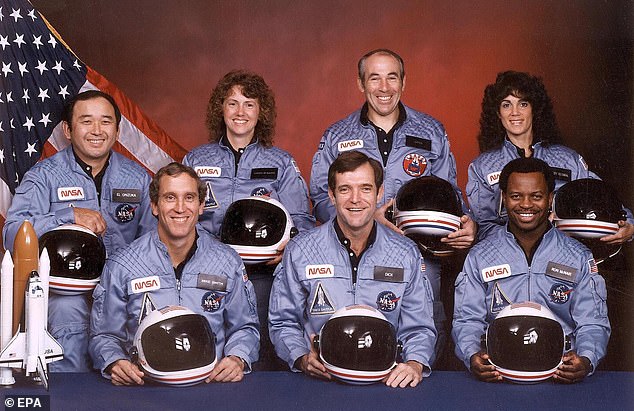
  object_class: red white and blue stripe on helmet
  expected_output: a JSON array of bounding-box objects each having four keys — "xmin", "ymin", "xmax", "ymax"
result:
[
  {"xmin": 554, "ymin": 219, "xmax": 619, "ymax": 239},
  {"xmin": 49, "ymin": 276, "xmax": 99, "ymax": 295},
  {"xmin": 322, "ymin": 361, "xmax": 395, "ymax": 385}
]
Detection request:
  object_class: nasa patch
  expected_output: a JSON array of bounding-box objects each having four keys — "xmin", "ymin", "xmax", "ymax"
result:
[
  {"xmin": 204, "ymin": 181, "xmax": 219, "ymax": 209},
  {"xmin": 306, "ymin": 264, "xmax": 335, "ymax": 279},
  {"xmin": 481, "ymin": 264, "xmax": 511, "ymax": 283},
  {"xmin": 402, "ymin": 153, "xmax": 427, "ymax": 177},
  {"xmin": 130, "ymin": 276, "xmax": 161, "ymax": 294},
  {"xmin": 487, "ymin": 171, "xmax": 501, "ymax": 186},
  {"xmin": 549, "ymin": 283, "xmax": 572, "ymax": 304},
  {"xmin": 201, "ymin": 290, "xmax": 226, "ymax": 312},
  {"xmin": 251, "ymin": 187, "xmax": 271, "ymax": 197},
  {"xmin": 57, "ymin": 186, "xmax": 85, "ymax": 201},
  {"xmin": 115, "ymin": 203, "xmax": 137, "ymax": 223},
  {"xmin": 376, "ymin": 290, "xmax": 400, "ymax": 312},
  {"xmin": 337, "ymin": 139, "xmax": 364, "ymax": 152}
]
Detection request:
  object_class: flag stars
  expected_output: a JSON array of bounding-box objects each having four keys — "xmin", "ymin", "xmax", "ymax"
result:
[
  {"xmin": 21, "ymin": 88, "xmax": 29, "ymax": 103},
  {"xmin": 13, "ymin": 34, "xmax": 25, "ymax": 48},
  {"xmin": 18, "ymin": 62, "xmax": 28, "ymax": 76},
  {"xmin": 52, "ymin": 61, "xmax": 64, "ymax": 75},
  {"xmin": 10, "ymin": 8, "xmax": 22, "ymax": 23},
  {"xmin": 0, "ymin": 35, "xmax": 9, "ymax": 50},
  {"xmin": 0, "ymin": 149, "xmax": 4, "ymax": 163},
  {"xmin": 39, "ymin": 113, "xmax": 52, "ymax": 128},
  {"xmin": 38, "ymin": 88, "xmax": 50, "ymax": 102},
  {"xmin": 1, "ymin": 62, "xmax": 12, "ymax": 77},
  {"xmin": 5, "ymin": 91, "xmax": 13, "ymax": 103},
  {"xmin": 27, "ymin": 9, "xmax": 37, "ymax": 21},
  {"xmin": 0, "ymin": 6, "xmax": 3, "ymax": 22},
  {"xmin": 35, "ymin": 60, "xmax": 48, "ymax": 75},
  {"xmin": 32, "ymin": 35, "xmax": 43, "ymax": 49},
  {"xmin": 9, "ymin": 119, "xmax": 15, "ymax": 129},
  {"xmin": 0, "ymin": 122, "xmax": 3, "ymax": 133},
  {"xmin": 73, "ymin": 59, "xmax": 81, "ymax": 70},
  {"xmin": 23, "ymin": 116, "xmax": 35, "ymax": 132},
  {"xmin": 25, "ymin": 142, "xmax": 38, "ymax": 157},
  {"xmin": 58, "ymin": 85, "xmax": 70, "ymax": 99},
  {"xmin": 47, "ymin": 34, "xmax": 57, "ymax": 48}
]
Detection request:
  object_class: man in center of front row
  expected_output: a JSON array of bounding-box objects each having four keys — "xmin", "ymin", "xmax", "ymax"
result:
[
  {"xmin": 452, "ymin": 157, "xmax": 610, "ymax": 383},
  {"xmin": 269, "ymin": 151, "xmax": 436, "ymax": 388},
  {"xmin": 89, "ymin": 163, "xmax": 259, "ymax": 385}
]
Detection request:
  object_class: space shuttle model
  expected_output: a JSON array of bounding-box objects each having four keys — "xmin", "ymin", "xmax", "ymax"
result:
[{"xmin": 0, "ymin": 221, "xmax": 63, "ymax": 390}]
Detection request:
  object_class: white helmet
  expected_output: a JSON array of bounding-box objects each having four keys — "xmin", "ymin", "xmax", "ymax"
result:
[
  {"xmin": 485, "ymin": 302, "xmax": 569, "ymax": 383},
  {"xmin": 132, "ymin": 295, "xmax": 217, "ymax": 386},
  {"xmin": 220, "ymin": 196, "xmax": 297, "ymax": 264},
  {"xmin": 553, "ymin": 178, "xmax": 625, "ymax": 263},
  {"xmin": 394, "ymin": 176, "xmax": 462, "ymax": 258},
  {"xmin": 313, "ymin": 305, "xmax": 399, "ymax": 385},
  {"xmin": 38, "ymin": 224, "xmax": 106, "ymax": 295}
]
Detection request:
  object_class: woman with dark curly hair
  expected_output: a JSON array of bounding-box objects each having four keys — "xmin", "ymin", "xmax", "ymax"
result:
[
  {"xmin": 467, "ymin": 71, "xmax": 633, "ymax": 242},
  {"xmin": 184, "ymin": 70, "xmax": 315, "ymax": 370}
]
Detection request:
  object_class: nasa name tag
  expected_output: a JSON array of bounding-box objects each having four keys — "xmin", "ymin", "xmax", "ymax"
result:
[
  {"xmin": 57, "ymin": 186, "xmax": 85, "ymax": 201},
  {"xmin": 405, "ymin": 136, "xmax": 432, "ymax": 151},
  {"xmin": 195, "ymin": 166, "xmax": 222, "ymax": 178},
  {"xmin": 112, "ymin": 189, "xmax": 141, "ymax": 203},
  {"xmin": 545, "ymin": 262, "xmax": 577, "ymax": 283},
  {"xmin": 337, "ymin": 139, "xmax": 363, "ymax": 152},
  {"xmin": 373, "ymin": 266, "xmax": 404, "ymax": 282},
  {"xmin": 487, "ymin": 171, "xmax": 501, "ymax": 186},
  {"xmin": 131, "ymin": 276, "xmax": 161, "ymax": 294},
  {"xmin": 251, "ymin": 168, "xmax": 278, "ymax": 179},
  {"xmin": 550, "ymin": 167, "xmax": 571, "ymax": 182},
  {"xmin": 197, "ymin": 274, "xmax": 227, "ymax": 291},
  {"xmin": 305, "ymin": 264, "xmax": 335, "ymax": 279},
  {"xmin": 481, "ymin": 264, "xmax": 511, "ymax": 282}
]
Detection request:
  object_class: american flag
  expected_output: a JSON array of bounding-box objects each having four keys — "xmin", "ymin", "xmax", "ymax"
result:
[{"xmin": 0, "ymin": 0, "xmax": 187, "ymax": 248}]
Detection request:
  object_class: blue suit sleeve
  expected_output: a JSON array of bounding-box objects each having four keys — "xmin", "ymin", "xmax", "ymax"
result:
[
  {"xmin": 276, "ymin": 155, "xmax": 315, "ymax": 232},
  {"xmin": 452, "ymin": 255, "xmax": 489, "ymax": 370},
  {"xmin": 89, "ymin": 261, "xmax": 131, "ymax": 377},
  {"xmin": 398, "ymin": 254, "xmax": 437, "ymax": 375},
  {"xmin": 222, "ymin": 264, "xmax": 261, "ymax": 370},
  {"xmin": 268, "ymin": 248, "xmax": 311, "ymax": 370},
  {"xmin": 3, "ymin": 170, "xmax": 75, "ymax": 251},
  {"xmin": 570, "ymin": 256, "xmax": 611, "ymax": 374},
  {"xmin": 309, "ymin": 131, "xmax": 336, "ymax": 224}
]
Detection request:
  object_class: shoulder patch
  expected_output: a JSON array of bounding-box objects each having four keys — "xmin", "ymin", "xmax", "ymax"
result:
[
  {"xmin": 291, "ymin": 159, "xmax": 301, "ymax": 173},
  {"xmin": 588, "ymin": 258, "xmax": 599, "ymax": 274}
]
